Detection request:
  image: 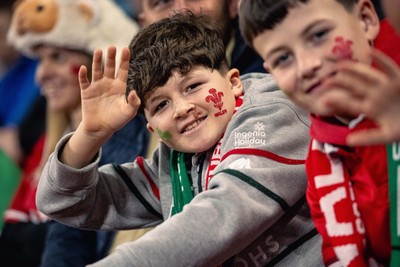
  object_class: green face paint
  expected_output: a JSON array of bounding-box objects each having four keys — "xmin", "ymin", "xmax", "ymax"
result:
[{"xmin": 157, "ymin": 128, "xmax": 172, "ymax": 141}]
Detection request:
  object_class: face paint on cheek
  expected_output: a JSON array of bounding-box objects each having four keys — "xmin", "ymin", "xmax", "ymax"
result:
[
  {"xmin": 332, "ymin": 36, "xmax": 354, "ymax": 60},
  {"xmin": 156, "ymin": 128, "xmax": 172, "ymax": 142},
  {"xmin": 70, "ymin": 64, "xmax": 81, "ymax": 75},
  {"xmin": 205, "ymin": 88, "xmax": 227, "ymax": 117}
]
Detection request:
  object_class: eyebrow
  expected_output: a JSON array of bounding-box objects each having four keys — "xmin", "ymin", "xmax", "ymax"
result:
[
  {"xmin": 181, "ymin": 71, "xmax": 200, "ymax": 84},
  {"xmin": 300, "ymin": 19, "xmax": 325, "ymax": 37},
  {"xmin": 146, "ymin": 93, "xmax": 164, "ymax": 108},
  {"xmin": 265, "ymin": 45, "xmax": 286, "ymax": 60},
  {"xmin": 265, "ymin": 19, "xmax": 326, "ymax": 60},
  {"xmin": 145, "ymin": 68, "xmax": 206, "ymax": 106}
]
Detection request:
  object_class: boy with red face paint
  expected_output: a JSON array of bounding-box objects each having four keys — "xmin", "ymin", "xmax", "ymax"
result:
[
  {"xmin": 35, "ymin": 12, "xmax": 323, "ymax": 267},
  {"xmin": 239, "ymin": 0, "xmax": 400, "ymax": 266},
  {"xmin": 305, "ymin": 0, "xmax": 400, "ymax": 148}
]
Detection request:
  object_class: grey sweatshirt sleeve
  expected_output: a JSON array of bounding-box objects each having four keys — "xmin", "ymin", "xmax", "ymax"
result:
[{"xmin": 36, "ymin": 134, "xmax": 164, "ymax": 230}]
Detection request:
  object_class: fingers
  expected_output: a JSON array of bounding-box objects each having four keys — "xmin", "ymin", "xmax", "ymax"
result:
[
  {"xmin": 371, "ymin": 49, "xmax": 400, "ymax": 77},
  {"xmin": 104, "ymin": 46, "xmax": 117, "ymax": 78},
  {"xmin": 91, "ymin": 46, "xmax": 129, "ymax": 81},
  {"xmin": 326, "ymin": 61, "xmax": 385, "ymax": 97},
  {"xmin": 78, "ymin": 65, "xmax": 90, "ymax": 91},
  {"xmin": 320, "ymin": 90, "xmax": 362, "ymax": 117},
  {"xmin": 324, "ymin": 71, "xmax": 366, "ymax": 99},
  {"xmin": 346, "ymin": 129, "xmax": 389, "ymax": 146},
  {"xmin": 92, "ymin": 49, "xmax": 103, "ymax": 82},
  {"xmin": 126, "ymin": 89, "xmax": 141, "ymax": 110},
  {"xmin": 116, "ymin": 47, "xmax": 130, "ymax": 84}
]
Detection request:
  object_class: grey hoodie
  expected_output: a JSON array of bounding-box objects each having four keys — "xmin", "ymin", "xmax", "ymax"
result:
[{"xmin": 37, "ymin": 73, "xmax": 322, "ymax": 266}]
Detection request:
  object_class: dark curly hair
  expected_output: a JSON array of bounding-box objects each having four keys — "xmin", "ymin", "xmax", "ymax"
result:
[{"xmin": 126, "ymin": 11, "xmax": 229, "ymax": 113}]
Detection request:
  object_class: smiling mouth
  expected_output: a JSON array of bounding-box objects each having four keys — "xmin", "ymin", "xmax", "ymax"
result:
[
  {"xmin": 306, "ymin": 72, "xmax": 337, "ymax": 94},
  {"xmin": 306, "ymin": 81, "xmax": 322, "ymax": 94},
  {"xmin": 182, "ymin": 117, "xmax": 207, "ymax": 133}
]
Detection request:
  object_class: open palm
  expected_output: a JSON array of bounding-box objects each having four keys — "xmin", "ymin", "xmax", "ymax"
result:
[{"xmin": 78, "ymin": 46, "xmax": 141, "ymax": 139}]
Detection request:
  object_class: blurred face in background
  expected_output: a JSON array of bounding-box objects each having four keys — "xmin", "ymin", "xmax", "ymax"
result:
[
  {"xmin": 35, "ymin": 46, "xmax": 90, "ymax": 112},
  {"xmin": 137, "ymin": 0, "xmax": 238, "ymax": 43}
]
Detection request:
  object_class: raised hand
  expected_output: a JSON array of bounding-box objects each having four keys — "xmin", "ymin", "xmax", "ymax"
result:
[
  {"xmin": 59, "ymin": 46, "xmax": 141, "ymax": 168},
  {"xmin": 78, "ymin": 46, "xmax": 141, "ymax": 139},
  {"xmin": 319, "ymin": 49, "xmax": 400, "ymax": 146}
]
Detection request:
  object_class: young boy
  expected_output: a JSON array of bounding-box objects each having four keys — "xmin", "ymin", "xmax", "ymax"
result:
[
  {"xmin": 36, "ymin": 12, "xmax": 322, "ymax": 267},
  {"xmin": 239, "ymin": 0, "xmax": 399, "ymax": 266},
  {"xmin": 305, "ymin": 0, "xmax": 400, "ymax": 148}
]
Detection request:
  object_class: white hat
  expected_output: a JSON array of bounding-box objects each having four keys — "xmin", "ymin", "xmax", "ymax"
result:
[{"xmin": 7, "ymin": 0, "xmax": 139, "ymax": 61}]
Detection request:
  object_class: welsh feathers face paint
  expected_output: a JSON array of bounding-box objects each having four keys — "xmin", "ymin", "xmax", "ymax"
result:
[
  {"xmin": 332, "ymin": 36, "xmax": 354, "ymax": 61},
  {"xmin": 205, "ymin": 88, "xmax": 227, "ymax": 117}
]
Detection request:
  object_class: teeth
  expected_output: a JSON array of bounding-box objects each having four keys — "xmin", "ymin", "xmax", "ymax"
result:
[{"xmin": 184, "ymin": 119, "xmax": 203, "ymax": 132}]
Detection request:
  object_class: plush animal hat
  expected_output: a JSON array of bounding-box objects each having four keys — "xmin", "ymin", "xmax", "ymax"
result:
[{"xmin": 7, "ymin": 0, "xmax": 139, "ymax": 61}]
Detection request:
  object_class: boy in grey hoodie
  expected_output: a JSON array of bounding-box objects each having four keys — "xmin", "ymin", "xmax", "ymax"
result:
[{"xmin": 36, "ymin": 12, "xmax": 321, "ymax": 267}]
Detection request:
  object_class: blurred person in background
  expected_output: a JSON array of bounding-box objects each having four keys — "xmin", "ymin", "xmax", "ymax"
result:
[
  {"xmin": 0, "ymin": 0, "xmax": 149, "ymax": 266},
  {"xmin": 0, "ymin": 0, "xmax": 42, "ymax": 165},
  {"xmin": 133, "ymin": 0, "xmax": 266, "ymax": 75}
]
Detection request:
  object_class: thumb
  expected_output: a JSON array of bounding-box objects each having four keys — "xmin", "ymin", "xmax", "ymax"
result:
[
  {"xmin": 78, "ymin": 65, "xmax": 91, "ymax": 91},
  {"xmin": 126, "ymin": 90, "xmax": 141, "ymax": 113}
]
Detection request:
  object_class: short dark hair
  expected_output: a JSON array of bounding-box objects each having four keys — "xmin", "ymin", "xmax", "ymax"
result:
[
  {"xmin": 239, "ymin": 0, "xmax": 359, "ymax": 48},
  {"xmin": 126, "ymin": 11, "xmax": 228, "ymax": 112}
]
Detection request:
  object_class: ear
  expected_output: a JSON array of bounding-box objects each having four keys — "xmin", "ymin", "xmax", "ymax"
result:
[
  {"xmin": 227, "ymin": 68, "xmax": 243, "ymax": 97},
  {"xmin": 78, "ymin": 2, "xmax": 94, "ymax": 22},
  {"xmin": 357, "ymin": 0, "xmax": 380, "ymax": 42},
  {"xmin": 262, "ymin": 62, "xmax": 270, "ymax": 73},
  {"xmin": 146, "ymin": 122, "xmax": 155, "ymax": 134},
  {"xmin": 146, "ymin": 124, "xmax": 164, "ymax": 143}
]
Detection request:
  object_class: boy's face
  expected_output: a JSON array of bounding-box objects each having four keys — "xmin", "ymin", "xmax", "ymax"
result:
[
  {"xmin": 252, "ymin": 0, "xmax": 380, "ymax": 116},
  {"xmin": 144, "ymin": 66, "xmax": 243, "ymax": 153}
]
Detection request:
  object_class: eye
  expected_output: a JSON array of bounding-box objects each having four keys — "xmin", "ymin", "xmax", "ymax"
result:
[
  {"xmin": 187, "ymin": 83, "xmax": 202, "ymax": 92},
  {"xmin": 36, "ymin": 5, "xmax": 45, "ymax": 12},
  {"xmin": 154, "ymin": 100, "xmax": 169, "ymax": 113},
  {"xmin": 270, "ymin": 52, "xmax": 292, "ymax": 69},
  {"xmin": 149, "ymin": 0, "xmax": 171, "ymax": 9},
  {"xmin": 310, "ymin": 28, "xmax": 330, "ymax": 44},
  {"xmin": 50, "ymin": 51, "xmax": 68, "ymax": 63}
]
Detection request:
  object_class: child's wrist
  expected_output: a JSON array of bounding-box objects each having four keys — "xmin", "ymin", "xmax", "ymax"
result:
[{"xmin": 60, "ymin": 127, "xmax": 107, "ymax": 168}]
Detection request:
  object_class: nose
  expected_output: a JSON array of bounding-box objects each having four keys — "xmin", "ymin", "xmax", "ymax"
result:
[
  {"xmin": 297, "ymin": 50, "xmax": 322, "ymax": 79},
  {"xmin": 173, "ymin": 99, "xmax": 195, "ymax": 120}
]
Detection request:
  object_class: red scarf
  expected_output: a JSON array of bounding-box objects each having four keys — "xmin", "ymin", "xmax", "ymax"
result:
[{"xmin": 309, "ymin": 140, "xmax": 368, "ymax": 266}]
